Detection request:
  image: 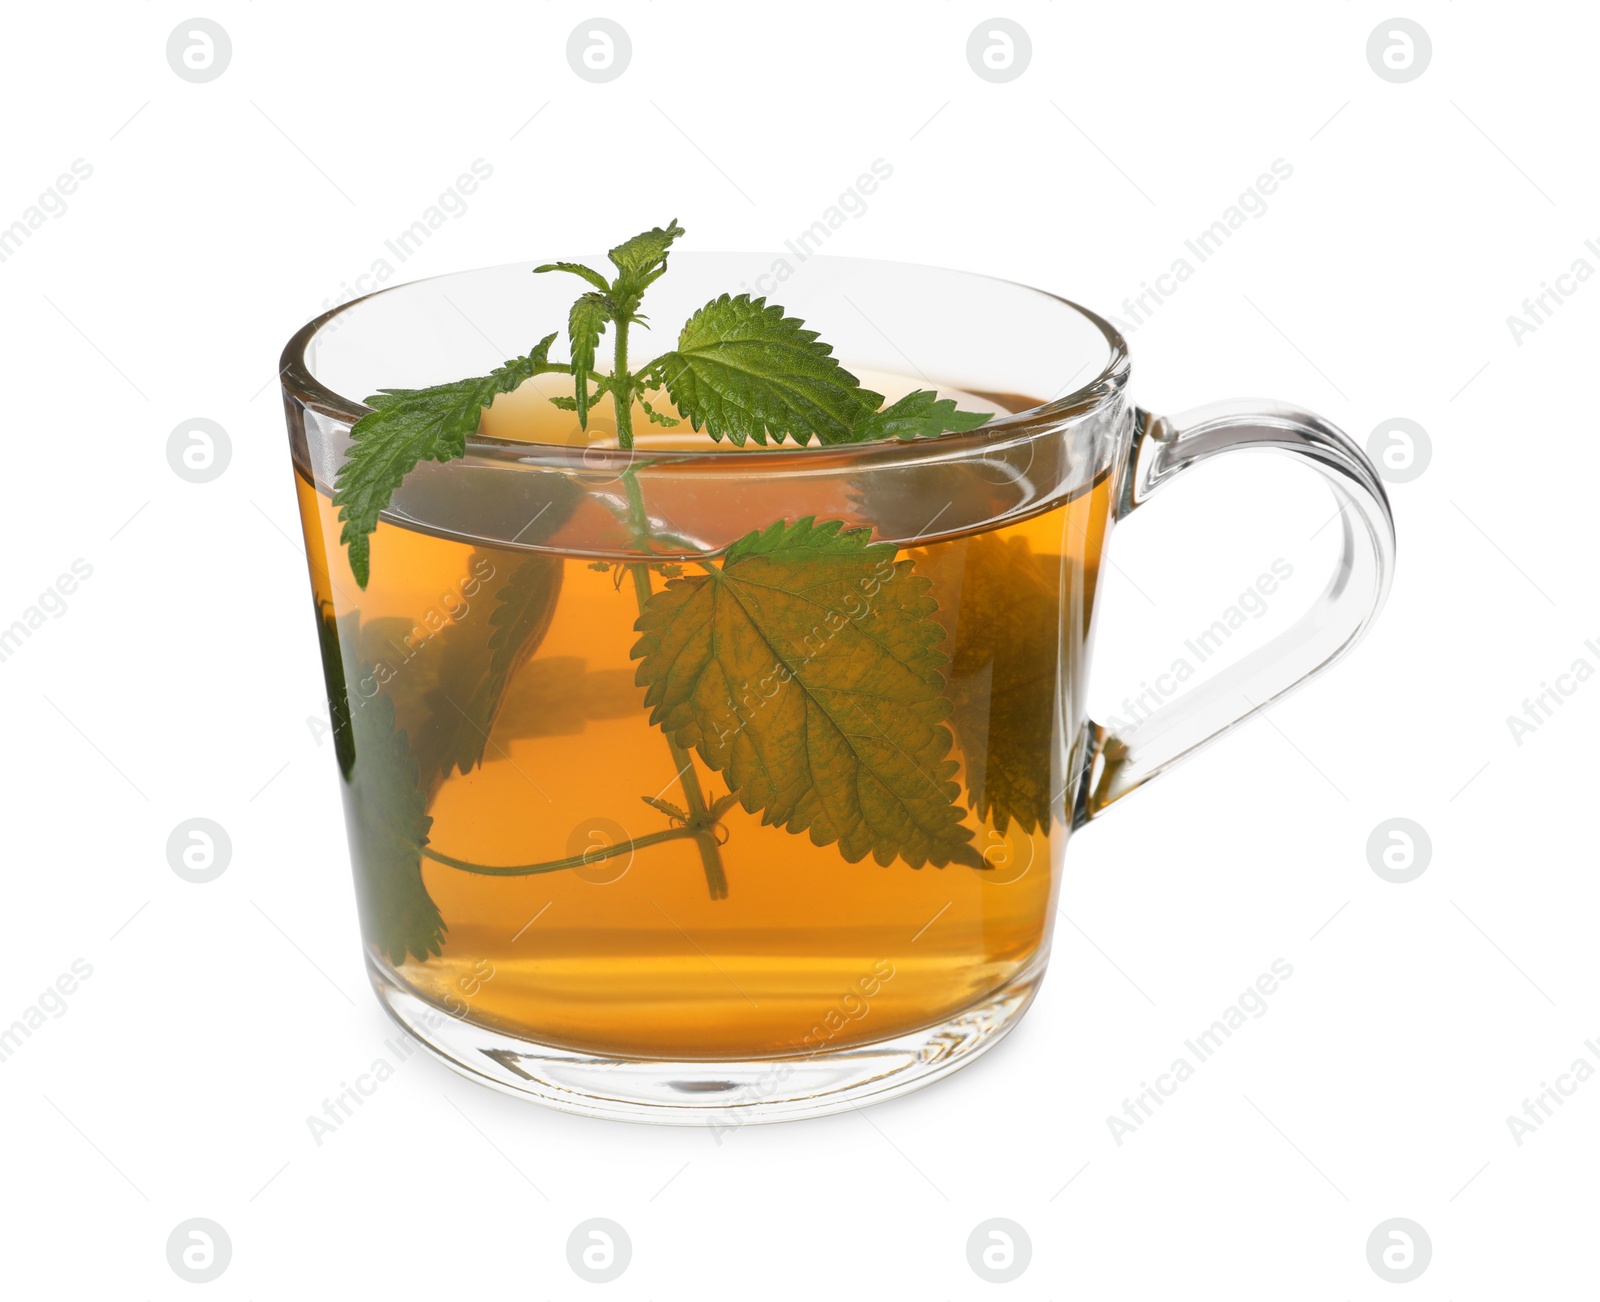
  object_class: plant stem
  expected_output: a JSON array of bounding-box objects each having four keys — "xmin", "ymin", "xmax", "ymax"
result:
[
  {"xmin": 421, "ymin": 825, "xmax": 698, "ymax": 877},
  {"xmin": 612, "ymin": 315, "xmax": 730, "ymax": 901},
  {"xmin": 612, "ymin": 316, "xmax": 635, "ymax": 453},
  {"xmin": 623, "ymin": 558, "xmax": 728, "ymax": 899}
]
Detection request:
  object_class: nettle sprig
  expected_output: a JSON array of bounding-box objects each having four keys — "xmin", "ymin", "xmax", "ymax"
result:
[
  {"xmin": 326, "ymin": 223, "xmax": 1010, "ymax": 959},
  {"xmin": 331, "ymin": 220, "xmax": 989, "ymax": 585}
]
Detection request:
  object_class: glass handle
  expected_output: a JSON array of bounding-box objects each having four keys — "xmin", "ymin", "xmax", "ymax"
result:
[{"xmin": 1075, "ymin": 400, "xmax": 1397, "ymax": 824}]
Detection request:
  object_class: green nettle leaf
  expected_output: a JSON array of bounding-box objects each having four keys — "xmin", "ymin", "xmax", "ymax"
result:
[
  {"xmin": 916, "ymin": 533, "xmax": 1062, "ymax": 835},
  {"xmin": 608, "ymin": 218, "xmax": 685, "ymax": 288},
  {"xmin": 345, "ymin": 612, "xmax": 435, "ymax": 737},
  {"xmin": 641, "ymin": 795, "xmax": 690, "ymax": 823},
  {"xmin": 532, "ymin": 260, "xmax": 611, "ymax": 292},
  {"xmin": 332, "ymin": 333, "xmax": 558, "ymax": 587},
  {"xmin": 632, "ymin": 517, "xmax": 982, "ymax": 869},
  {"xmin": 343, "ymin": 554, "xmax": 564, "ymax": 794},
  {"xmin": 654, "ymin": 294, "xmax": 884, "ymax": 446},
  {"xmin": 852, "ymin": 389, "xmax": 993, "ymax": 442},
  {"xmin": 340, "ymin": 659, "xmax": 443, "ymax": 966},
  {"xmin": 422, "ymin": 552, "xmax": 564, "ymax": 781},
  {"xmin": 314, "ymin": 600, "xmax": 356, "ymax": 780},
  {"xmin": 638, "ymin": 394, "xmax": 680, "ymax": 428},
  {"xmin": 567, "ymin": 294, "xmax": 611, "ymax": 428},
  {"xmin": 490, "ymin": 656, "xmax": 638, "ymax": 741}
]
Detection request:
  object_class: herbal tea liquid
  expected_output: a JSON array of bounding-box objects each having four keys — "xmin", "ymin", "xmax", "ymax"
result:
[{"xmin": 296, "ymin": 381, "xmax": 1110, "ymax": 1059}]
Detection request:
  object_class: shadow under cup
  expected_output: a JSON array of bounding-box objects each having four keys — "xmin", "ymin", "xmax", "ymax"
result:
[{"xmin": 280, "ymin": 254, "xmax": 1388, "ymax": 1124}]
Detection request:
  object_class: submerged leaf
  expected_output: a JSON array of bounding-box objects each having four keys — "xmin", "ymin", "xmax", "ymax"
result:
[
  {"xmin": 336, "ymin": 645, "xmax": 442, "ymax": 967},
  {"xmin": 490, "ymin": 656, "xmax": 638, "ymax": 741},
  {"xmin": 314, "ymin": 599, "xmax": 356, "ymax": 780},
  {"xmin": 641, "ymin": 795, "xmax": 690, "ymax": 823},
  {"xmin": 632, "ymin": 517, "xmax": 981, "ymax": 869},
  {"xmin": 916, "ymin": 533, "xmax": 1062, "ymax": 834},
  {"xmin": 412, "ymin": 553, "xmax": 565, "ymax": 786}
]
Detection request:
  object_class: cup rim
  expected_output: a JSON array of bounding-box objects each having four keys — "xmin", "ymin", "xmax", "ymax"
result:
[{"xmin": 279, "ymin": 253, "xmax": 1131, "ymax": 468}]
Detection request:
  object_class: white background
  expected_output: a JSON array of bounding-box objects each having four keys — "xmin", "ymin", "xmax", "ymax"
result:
[{"xmin": 2, "ymin": 2, "xmax": 1595, "ymax": 1296}]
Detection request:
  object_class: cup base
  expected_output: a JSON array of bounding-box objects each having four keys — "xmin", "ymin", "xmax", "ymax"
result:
[{"xmin": 368, "ymin": 955, "xmax": 1043, "ymax": 1126}]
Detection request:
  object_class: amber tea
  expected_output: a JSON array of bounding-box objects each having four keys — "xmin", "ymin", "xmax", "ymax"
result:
[{"xmin": 297, "ymin": 378, "xmax": 1108, "ymax": 1061}]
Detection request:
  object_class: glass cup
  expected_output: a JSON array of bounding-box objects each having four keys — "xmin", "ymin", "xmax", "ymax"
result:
[{"xmin": 280, "ymin": 254, "xmax": 1395, "ymax": 1125}]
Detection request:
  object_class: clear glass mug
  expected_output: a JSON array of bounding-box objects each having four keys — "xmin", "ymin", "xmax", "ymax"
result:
[{"xmin": 280, "ymin": 255, "xmax": 1394, "ymax": 1125}]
